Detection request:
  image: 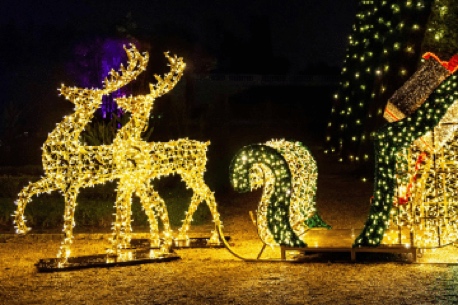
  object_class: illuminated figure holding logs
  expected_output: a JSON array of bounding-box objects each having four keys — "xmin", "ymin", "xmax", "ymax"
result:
[
  {"xmin": 386, "ymin": 58, "xmax": 458, "ymax": 249},
  {"xmin": 13, "ymin": 44, "xmax": 221, "ymax": 264}
]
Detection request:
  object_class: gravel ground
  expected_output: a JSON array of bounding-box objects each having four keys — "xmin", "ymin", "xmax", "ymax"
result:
[{"xmin": 2, "ymin": 149, "xmax": 458, "ymax": 304}]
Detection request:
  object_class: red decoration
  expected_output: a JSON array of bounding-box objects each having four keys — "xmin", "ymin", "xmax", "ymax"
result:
[
  {"xmin": 423, "ymin": 52, "xmax": 458, "ymax": 73},
  {"xmin": 397, "ymin": 152, "xmax": 427, "ymax": 205}
]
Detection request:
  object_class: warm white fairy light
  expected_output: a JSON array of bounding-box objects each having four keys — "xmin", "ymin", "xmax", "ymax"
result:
[
  {"xmin": 265, "ymin": 140, "xmax": 319, "ymax": 236},
  {"xmin": 230, "ymin": 139, "xmax": 327, "ymax": 247},
  {"xmin": 13, "ymin": 44, "xmax": 221, "ymax": 264},
  {"xmin": 326, "ymin": 0, "xmax": 433, "ymax": 162},
  {"xmin": 248, "ymin": 162, "xmax": 277, "ymax": 246},
  {"xmin": 354, "ymin": 51, "xmax": 458, "ymax": 248}
]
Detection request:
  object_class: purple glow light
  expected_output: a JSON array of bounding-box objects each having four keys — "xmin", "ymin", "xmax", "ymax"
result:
[
  {"xmin": 69, "ymin": 37, "xmax": 135, "ymax": 120},
  {"xmin": 100, "ymin": 39, "xmax": 132, "ymax": 119}
]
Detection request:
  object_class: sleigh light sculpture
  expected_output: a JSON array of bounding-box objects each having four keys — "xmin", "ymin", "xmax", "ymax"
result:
[{"xmin": 223, "ymin": 52, "xmax": 458, "ymax": 262}]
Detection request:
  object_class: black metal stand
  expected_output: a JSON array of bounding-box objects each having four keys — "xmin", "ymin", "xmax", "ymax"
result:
[{"xmin": 35, "ymin": 249, "xmax": 180, "ymax": 272}]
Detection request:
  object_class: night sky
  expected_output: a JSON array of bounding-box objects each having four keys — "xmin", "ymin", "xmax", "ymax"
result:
[
  {"xmin": 0, "ymin": 0, "xmax": 358, "ymax": 167},
  {"xmin": 2, "ymin": 0, "xmax": 357, "ymax": 72}
]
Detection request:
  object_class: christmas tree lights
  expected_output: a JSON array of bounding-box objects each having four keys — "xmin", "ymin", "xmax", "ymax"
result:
[
  {"xmin": 229, "ymin": 139, "xmax": 328, "ymax": 247},
  {"xmin": 324, "ymin": 0, "xmax": 458, "ymax": 166},
  {"xmin": 422, "ymin": 0, "xmax": 458, "ymax": 60}
]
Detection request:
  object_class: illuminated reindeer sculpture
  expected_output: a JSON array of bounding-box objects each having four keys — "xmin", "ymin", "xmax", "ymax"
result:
[
  {"xmin": 14, "ymin": 44, "xmax": 221, "ymax": 262},
  {"xmin": 13, "ymin": 45, "xmax": 154, "ymax": 260},
  {"xmin": 112, "ymin": 53, "xmax": 222, "ymax": 252}
]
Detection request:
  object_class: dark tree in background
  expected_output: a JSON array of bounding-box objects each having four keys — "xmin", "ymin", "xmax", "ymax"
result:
[
  {"xmin": 0, "ymin": 21, "xmax": 78, "ymax": 165},
  {"xmin": 422, "ymin": 0, "xmax": 458, "ymax": 59},
  {"xmin": 66, "ymin": 37, "xmax": 134, "ymax": 118},
  {"xmin": 215, "ymin": 15, "xmax": 290, "ymax": 74},
  {"xmin": 325, "ymin": 0, "xmax": 458, "ymax": 175}
]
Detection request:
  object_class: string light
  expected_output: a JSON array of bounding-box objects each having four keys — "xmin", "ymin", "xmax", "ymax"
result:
[
  {"xmin": 325, "ymin": 0, "xmax": 455, "ymax": 164},
  {"xmin": 354, "ymin": 52, "xmax": 458, "ymax": 247},
  {"xmin": 13, "ymin": 44, "xmax": 221, "ymax": 264},
  {"xmin": 229, "ymin": 140, "xmax": 328, "ymax": 247}
]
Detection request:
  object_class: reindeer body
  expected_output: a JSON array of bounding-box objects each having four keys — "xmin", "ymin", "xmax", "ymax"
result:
[
  {"xmin": 14, "ymin": 45, "xmax": 149, "ymax": 260},
  {"xmin": 112, "ymin": 59, "xmax": 222, "ymax": 250},
  {"xmin": 14, "ymin": 45, "xmax": 221, "ymax": 262},
  {"xmin": 41, "ymin": 89, "xmax": 116, "ymax": 189}
]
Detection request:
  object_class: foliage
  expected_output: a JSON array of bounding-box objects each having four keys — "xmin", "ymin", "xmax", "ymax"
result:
[
  {"xmin": 0, "ymin": 177, "xmax": 210, "ymax": 231},
  {"xmin": 422, "ymin": 0, "xmax": 458, "ymax": 59},
  {"xmin": 79, "ymin": 113, "xmax": 156, "ymax": 145},
  {"xmin": 0, "ymin": 101, "xmax": 29, "ymax": 160},
  {"xmin": 306, "ymin": 214, "xmax": 331, "ymax": 229}
]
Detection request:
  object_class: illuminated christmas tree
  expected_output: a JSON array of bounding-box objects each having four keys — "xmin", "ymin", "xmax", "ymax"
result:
[{"xmin": 325, "ymin": 0, "xmax": 458, "ymax": 170}]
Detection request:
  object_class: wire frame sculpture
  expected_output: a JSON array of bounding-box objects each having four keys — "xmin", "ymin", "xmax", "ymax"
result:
[
  {"xmin": 389, "ymin": 97, "xmax": 458, "ymax": 248},
  {"xmin": 13, "ymin": 44, "xmax": 222, "ymax": 266}
]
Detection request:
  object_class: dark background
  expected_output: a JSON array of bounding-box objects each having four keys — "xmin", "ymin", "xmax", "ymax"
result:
[
  {"xmin": 0, "ymin": 0, "xmax": 358, "ymax": 190},
  {"xmin": 1, "ymin": 0, "xmax": 357, "ymax": 70}
]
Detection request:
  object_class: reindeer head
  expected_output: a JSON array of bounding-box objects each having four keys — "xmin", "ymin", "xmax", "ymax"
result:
[
  {"xmin": 115, "ymin": 52, "xmax": 185, "ymax": 117},
  {"xmin": 58, "ymin": 44, "xmax": 149, "ymax": 110}
]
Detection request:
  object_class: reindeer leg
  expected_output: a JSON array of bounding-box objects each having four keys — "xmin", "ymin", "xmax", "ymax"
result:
[
  {"xmin": 179, "ymin": 174, "xmax": 222, "ymax": 245},
  {"xmin": 196, "ymin": 181, "xmax": 222, "ymax": 245},
  {"xmin": 135, "ymin": 182, "xmax": 173, "ymax": 252},
  {"xmin": 57, "ymin": 186, "xmax": 79, "ymax": 263},
  {"xmin": 135, "ymin": 184, "xmax": 160, "ymax": 246},
  {"xmin": 14, "ymin": 177, "xmax": 58, "ymax": 234},
  {"xmin": 176, "ymin": 191, "xmax": 198, "ymax": 242},
  {"xmin": 110, "ymin": 179, "xmax": 134, "ymax": 257}
]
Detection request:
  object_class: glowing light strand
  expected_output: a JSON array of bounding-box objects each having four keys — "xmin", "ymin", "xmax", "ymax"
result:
[
  {"xmin": 229, "ymin": 140, "xmax": 328, "ymax": 247},
  {"xmin": 354, "ymin": 52, "xmax": 458, "ymax": 247},
  {"xmin": 13, "ymin": 44, "xmax": 222, "ymax": 263}
]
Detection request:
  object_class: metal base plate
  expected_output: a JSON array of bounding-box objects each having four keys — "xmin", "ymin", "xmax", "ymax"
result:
[
  {"xmin": 172, "ymin": 236, "xmax": 231, "ymax": 249},
  {"xmin": 35, "ymin": 249, "xmax": 180, "ymax": 272},
  {"xmin": 129, "ymin": 236, "xmax": 231, "ymax": 249}
]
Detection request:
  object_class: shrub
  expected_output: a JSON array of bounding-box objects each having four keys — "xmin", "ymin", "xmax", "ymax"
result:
[{"xmin": 0, "ymin": 176, "xmax": 212, "ymax": 232}]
